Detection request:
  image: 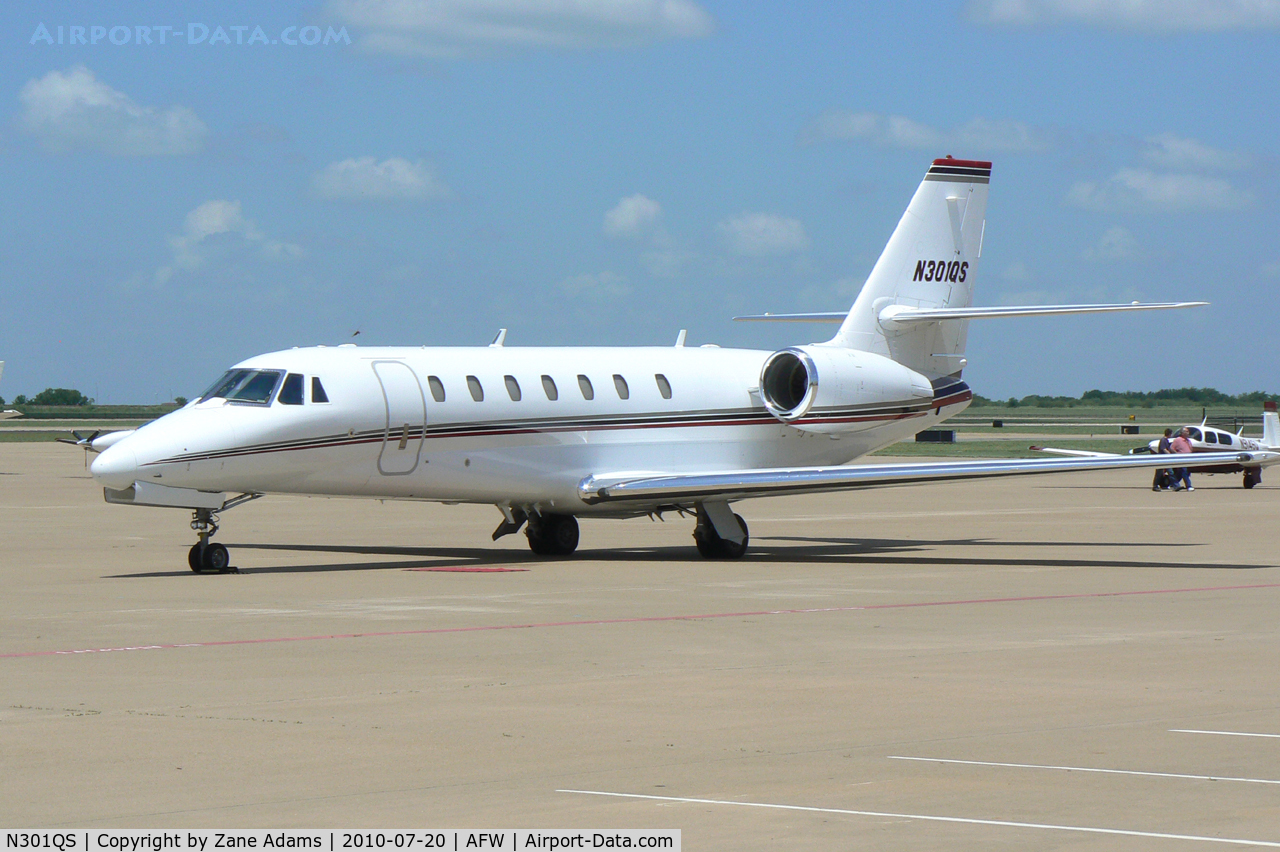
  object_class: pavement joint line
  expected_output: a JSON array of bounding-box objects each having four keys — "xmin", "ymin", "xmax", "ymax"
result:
[
  {"xmin": 5, "ymin": 581, "xmax": 1280, "ymax": 659},
  {"xmin": 557, "ymin": 789, "xmax": 1280, "ymax": 847},
  {"xmin": 1171, "ymin": 729, "xmax": 1280, "ymax": 739},
  {"xmin": 889, "ymin": 755, "xmax": 1280, "ymax": 785}
]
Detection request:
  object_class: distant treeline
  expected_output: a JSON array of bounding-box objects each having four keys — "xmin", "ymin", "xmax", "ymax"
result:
[{"xmin": 973, "ymin": 388, "xmax": 1273, "ymax": 409}]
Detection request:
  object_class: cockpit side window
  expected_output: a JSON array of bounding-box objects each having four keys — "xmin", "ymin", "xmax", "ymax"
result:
[
  {"xmin": 279, "ymin": 373, "xmax": 305, "ymax": 405},
  {"xmin": 311, "ymin": 377, "xmax": 330, "ymax": 403},
  {"xmin": 1187, "ymin": 427, "xmax": 1203, "ymax": 441}
]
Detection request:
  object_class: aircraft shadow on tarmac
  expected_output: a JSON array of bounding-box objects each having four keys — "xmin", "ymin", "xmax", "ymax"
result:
[{"xmin": 105, "ymin": 536, "xmax": 1273, "ymax": 577}]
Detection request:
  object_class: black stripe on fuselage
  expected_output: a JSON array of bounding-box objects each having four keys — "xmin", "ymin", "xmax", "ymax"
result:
[{"xmin": 145, "ymin": 399, "xmax": 936, "ymax": 466}]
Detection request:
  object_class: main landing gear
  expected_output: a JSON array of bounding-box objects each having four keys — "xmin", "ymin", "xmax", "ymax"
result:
[
  {"xmin": 693, "ymin": 503, "xmax": 749, "ymax": 559},
  {"xmin": 526, "ymin": 514, "xmax": 580, "ymax": 557},
  {"xmin": 187, "ymin": 508, "xmax": 234, "ymax": 573},
  {"xmin": 1244, "ymin": 468, "xmax": 1262, "ymax": 489},
  {"xmin": 489, "ymin": 501, "xmax": 751, "ymax": 560},
  {"xmin": 491, "ymin": 507, "xmax": 581, "ymax": 557}
]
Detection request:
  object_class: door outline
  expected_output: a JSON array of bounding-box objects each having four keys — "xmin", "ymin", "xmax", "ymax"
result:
[{"xmin": 372, "ymin": 360, "xmax": 426, "ymax": 475}]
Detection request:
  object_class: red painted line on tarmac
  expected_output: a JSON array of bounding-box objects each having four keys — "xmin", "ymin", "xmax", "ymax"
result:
[
  {"xmin": 4, "ymin": 582, "xmax": 1280, "ymax": 660},
  {"xmin": 404, "ymin": 567, "xmax": 530, "ymax": 573}
]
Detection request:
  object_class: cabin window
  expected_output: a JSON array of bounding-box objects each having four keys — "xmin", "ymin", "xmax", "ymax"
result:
[
  {"xmin": 311, "ymin": 377, "xmax": 330, "ymax": 403},
  {"xmin": 1204, "ymin": 431, "xmax": 1218, "ymax": 444},
  {"xmin": 655, "ymin": 373, "xmax": 672, "ymax": 400},
  {"xmin": 542, "ymin": 375, "xmax": 558, "ymax": 401},
  {"xmin": 279, "ymin": 373, "xmax": 304, "ymax": 405},
  {"xmin": 1220, "ymin": 433, "xmax": 1235, "ymax": 446},
  {"xmin": 613, "ymin": 374, "xmax": 629, "ymax": 400},
  {"xmin": 505, "ymin": 375, "xmax": 522, "ymax": 401},
  {"xmin": 578, "ymin": 375, "xmax": 594, "ymax": 400},
  {"xmin": 466, "ymin": 375, "xmax": 484, "ymax": 402},
  {"xmin": 426, "ymin": 375, "xmax": 445, "ymax": 403},
  {"xmin": 1187, "ymin": 427, "xmax": 1202, "ymax": 441}
]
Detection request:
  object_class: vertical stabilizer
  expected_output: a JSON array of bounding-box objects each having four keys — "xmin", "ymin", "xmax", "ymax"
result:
[
  {"xmin": 1264, "ymin": 401, "xmax": 1279, "ymax": 448},
  {"xmin": 827, "ymin": 158, "xmax": 990, "ymax": 377}
]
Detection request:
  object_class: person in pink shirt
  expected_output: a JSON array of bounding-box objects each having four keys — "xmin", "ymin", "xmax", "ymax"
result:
[{"xmin": 1169, "ymin": 427, "xmax": 1194, "ymax": 491}]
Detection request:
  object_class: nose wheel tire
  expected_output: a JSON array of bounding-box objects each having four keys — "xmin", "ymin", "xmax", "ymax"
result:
[
  {"xmin": 526, "ymin": 514, "xmax": 579, "ymax": 556},
  {"xmin": 188, "ymin": 542, "xmax": 232, "ymax": 573}
]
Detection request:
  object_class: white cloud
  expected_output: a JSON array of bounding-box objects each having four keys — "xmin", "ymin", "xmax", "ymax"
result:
[
  {"xmin": 327, "ymin": 0, "xmax": 715, "ymax": 58},
  {"xmin": 717, "ymin": 213, "xmax": 809, "ymax": 256},
  {"xmin": 19, "ymin": 65, "xmax": 207, "ymax": 156},
  {"xmin": 1067, "ymin": 168, "xmax": 1253, "ymax": 212},
  {"xmin": 156, "ymin": 200, "xmax": 303, "ymax": 285},
  {"xmin": 603, "ymin": 194, "xmax": 662, "ymax": 238},
  {"xmin": 1083, "ymin": 225, "xmax": 1140, "ymax": 260},
  {"xmin": 312, "ymin": 156, "xmax": 451, "ymax": 201},
  {"xmin": 1142, "ymin": 133, "xmax": 1251, "ymax": 172},
  {"xmin": 802, "ymin": 110, "xmax": 1045, "ymax": 153},
  {"xmin": 968, "ymin": 0, "xmax": 1280, "ymax": 32}
]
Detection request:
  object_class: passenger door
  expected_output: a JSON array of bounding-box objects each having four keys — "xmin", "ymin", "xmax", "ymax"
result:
[{"xmin": 372, "ymin": 361, "xmax": 426, "ymax": 475}]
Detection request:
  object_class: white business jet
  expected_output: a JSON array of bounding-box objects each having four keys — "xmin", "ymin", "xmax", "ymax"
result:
[
  {"xmin": 88, "ymin": 158, "xmax": 1276, "ymax": 572},
  {"xmin": 0, "ymin": 362, "xmax": 23, "ymax": 420}
]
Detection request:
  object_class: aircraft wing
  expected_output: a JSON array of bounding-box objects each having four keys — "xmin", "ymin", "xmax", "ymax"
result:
[
  {"xmin": 577, "ymin": 450, "xmax": 1280, "ymax": 505},
  {"xmin": 1027, "ymin": 446, "xmax": 1119, "ymax": 458}
]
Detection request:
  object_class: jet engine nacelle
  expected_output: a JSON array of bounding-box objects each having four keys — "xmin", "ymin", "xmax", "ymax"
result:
[{"xmin": 759, "ymin": 345, "xmax": 933, "ymax": 433}]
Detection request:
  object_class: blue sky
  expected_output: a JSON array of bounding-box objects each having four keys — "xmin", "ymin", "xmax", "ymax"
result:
[{"xmin": 2, "ymin": 1, "xmax": 1277, "ymax": 403}]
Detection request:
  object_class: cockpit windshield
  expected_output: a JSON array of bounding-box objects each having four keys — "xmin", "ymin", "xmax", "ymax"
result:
[{"xmin": 198, "ymin": 369, "xmax": 284, "ymax": 405}]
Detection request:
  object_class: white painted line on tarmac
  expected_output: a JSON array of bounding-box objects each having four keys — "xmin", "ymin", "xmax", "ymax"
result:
[
  {"xmin": 558, "ymin": 789, "xmax": 1280, "ymax": 847},
  {"xmin": 1171, "ymin": 729, "xmax": 1280, "ymax": 739},
  {"xmin": 889, "ymin": 755, "xmax": 1280, "ymax": 785}
]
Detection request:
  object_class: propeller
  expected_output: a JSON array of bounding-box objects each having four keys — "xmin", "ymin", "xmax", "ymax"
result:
[
  {"xmin": 57, "ymin": 430, "xmax": 103, "ymax": 448},
  {"xmin": 57, "ymin": 430, "xmax": 103, "ymax": 468}
]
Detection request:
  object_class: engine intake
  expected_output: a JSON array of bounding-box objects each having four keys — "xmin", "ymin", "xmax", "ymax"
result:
[
  {"xmin": 759, "ymin": 345, "xmax": 934, "ymax": 433},
  {"xmin": 760, "ymin": 349, "xmax": 818, "ymax": 421}
]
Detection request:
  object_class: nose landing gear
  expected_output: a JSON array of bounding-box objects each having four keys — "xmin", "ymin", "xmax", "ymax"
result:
[{"xmin": 187, "ymin": 508, "xmax": 235, "ymax": 573}]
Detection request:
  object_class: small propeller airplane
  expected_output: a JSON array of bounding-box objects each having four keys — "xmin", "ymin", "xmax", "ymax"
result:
[
  {"xmin": 0, "ymin": 362, "xmax": 23, "ymax": 420},
  {"xmin": 1032, "ymin": 403, "xmax": 1279, "ymax": 488},
  {"xmin": 83, "ymin": 157, "xmax": 1280, "ymax": 572}
]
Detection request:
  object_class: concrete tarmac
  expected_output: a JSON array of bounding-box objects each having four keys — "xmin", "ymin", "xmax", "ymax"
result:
[{"xmin": 3, "ymin": 443, "xmax": 1280, "ymax": 847}]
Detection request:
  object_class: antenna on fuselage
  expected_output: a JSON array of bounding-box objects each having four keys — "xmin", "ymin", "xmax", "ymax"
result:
[
  {"xmin": 675, "ymin": 329, "xmax": 687, "ymax": 347},
  {"xmin": 490, "ymin": 328, "xmax": 508, "ymax": 347}
]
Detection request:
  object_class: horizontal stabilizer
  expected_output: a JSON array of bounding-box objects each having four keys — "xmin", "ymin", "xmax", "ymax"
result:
[
  {"xmin": 578, "ymin": 450, "xmax": 1280, "ymax": 504},
  {"xmin": 734, "ymin": 312, "xmax": 846, "ymax": 324},
  {"xmin": 878, "ymin": 301, "xmax": 1207, "ymax": 330},
  {"xmin": 735, "ymin": 301, "xmax": 1207, "ymax": 327}
]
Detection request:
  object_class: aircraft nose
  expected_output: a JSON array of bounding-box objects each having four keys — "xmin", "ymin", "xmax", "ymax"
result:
[{"xmin": 90, "ymin": 442, "xmax": 139, "ymax": 491}]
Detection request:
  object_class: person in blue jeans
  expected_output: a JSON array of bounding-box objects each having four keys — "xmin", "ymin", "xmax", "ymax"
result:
[{"xmin": 1169, "ymin": 427, "xmax": 1194, "ymax": 491}]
